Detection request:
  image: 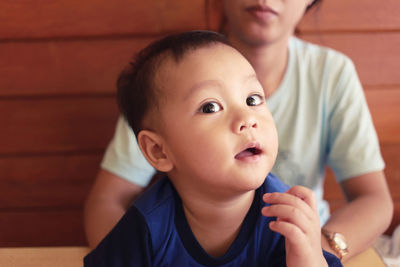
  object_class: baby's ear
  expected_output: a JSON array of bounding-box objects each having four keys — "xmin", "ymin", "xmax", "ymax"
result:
[{"xmin": 137, "ymin": 130, "xmax": 173, "ymax": 172}]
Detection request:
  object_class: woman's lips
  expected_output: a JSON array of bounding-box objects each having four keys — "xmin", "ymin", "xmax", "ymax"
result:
[{"xmin": 246, "ymin": 5, "xmax": 278, "ymax": 21}]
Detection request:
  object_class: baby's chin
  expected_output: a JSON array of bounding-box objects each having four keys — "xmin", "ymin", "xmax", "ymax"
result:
[{"xmin": 238, "ymin": 171, "xmax": 270, "ymax": 192}]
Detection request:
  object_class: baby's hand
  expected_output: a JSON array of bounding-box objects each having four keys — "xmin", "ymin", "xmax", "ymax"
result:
[{"xmin": 262, "ymin": 186, "xmax": 328, "ymax": 267}]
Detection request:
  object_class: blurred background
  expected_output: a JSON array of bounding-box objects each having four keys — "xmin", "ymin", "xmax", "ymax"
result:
[{"xmin": 0, "ymin": 0, "xmax": 399, "ymax": 247}]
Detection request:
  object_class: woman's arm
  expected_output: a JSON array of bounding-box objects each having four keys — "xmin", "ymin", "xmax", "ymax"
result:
[
  {"xmin": 322, "ymin": 170, "xmax": 393, "ymax": 261},
  {"xmin": 83, "ymin": 169, "xmax": 145, "ymax": 249}
]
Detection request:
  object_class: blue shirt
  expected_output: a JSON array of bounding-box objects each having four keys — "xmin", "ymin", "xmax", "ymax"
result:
[{"xmin": 84, "ymin": 173, "xmax": 341, "ymax": 266}]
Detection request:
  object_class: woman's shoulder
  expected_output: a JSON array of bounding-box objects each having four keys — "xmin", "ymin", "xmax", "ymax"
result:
[
  {"xmin": 288, "ymin": 37, "xmax": 360, "ymax": 92},
  {"xmin": 290, "ymin": 37, "xmax": 354, "ymax": 70}
]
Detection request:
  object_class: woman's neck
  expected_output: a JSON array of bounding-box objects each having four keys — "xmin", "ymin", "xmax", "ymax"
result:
[
  {"xmin": 228, "ymin": 35, "xmax": 290, "ymax": 98},
  {"xmin": 180, "ymin": 189, "xmax": 255, "ymax": 257}
]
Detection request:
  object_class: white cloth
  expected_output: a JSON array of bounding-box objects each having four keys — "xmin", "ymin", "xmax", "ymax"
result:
[
  {"xmin": 374, "ymin": 225, "xmax": 400, "ymax": 267},
  {"xmin": 101, "ymin": 116, "xmax": 155, "ymax": 187}
]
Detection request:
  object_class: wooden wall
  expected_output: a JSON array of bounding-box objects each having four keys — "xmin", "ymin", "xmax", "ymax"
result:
[{"xmin": 0, "ymin": 0, "xmax": 399, "ymax": 247}]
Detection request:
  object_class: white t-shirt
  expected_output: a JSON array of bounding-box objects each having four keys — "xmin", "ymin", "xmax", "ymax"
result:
[{"xmin": 101, "ymin": 37, "xmax": 384, "ymax": 223}]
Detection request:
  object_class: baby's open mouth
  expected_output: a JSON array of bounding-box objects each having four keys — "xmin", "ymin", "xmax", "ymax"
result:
[{"xmin": 235, "ymin": 146, "xmax": 262, "ymax": 159}]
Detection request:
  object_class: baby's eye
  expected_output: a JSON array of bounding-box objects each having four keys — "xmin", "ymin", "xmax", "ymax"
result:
[
  {"xmin": 199, "ymin": 102, "xmax": 222, "ymax": 113},
  {"xmin": 246, "ymin": 94, "xmax": 264, "ymax": 106}
]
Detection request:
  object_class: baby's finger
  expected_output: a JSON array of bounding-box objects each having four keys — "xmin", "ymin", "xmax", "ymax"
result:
[
  {"xmin": 263, "ymin": 192, "xmax": 315, "ymax": 221},
  {"xmin": 286, "ymin": 185, "xmax": 317, "ymax": 211},
  {"xmin": 269, "ymin": 220, "xmax": 307, "ymax": 248},
  {"xmin": 262, "ymin": 204, "xmax": 314, "ymax": 234}
]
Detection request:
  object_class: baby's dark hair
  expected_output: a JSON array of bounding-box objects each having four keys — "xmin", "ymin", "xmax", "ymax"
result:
[
  {"xmin": 306, "ymin": 0, "xmax": 322, "ymax": 12},
  {"xmin": 117, "ymin": 30, "xmax": 231, "ymax": 137}
]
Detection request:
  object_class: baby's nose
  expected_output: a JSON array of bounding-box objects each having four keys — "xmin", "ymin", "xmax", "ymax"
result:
[{"xmin": 233, "ymin": 111, "xmax": 258, "ymax": 133}]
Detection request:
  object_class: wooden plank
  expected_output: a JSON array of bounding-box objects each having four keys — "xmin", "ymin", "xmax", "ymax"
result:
[
  {"xmin": 300, "ymin": 33, "xmax": 400, "ymax": 87},
  {"xmin": 0, "ymin": 145, "xmax": 398, "ymax": 247},
  {"xmin": 0, "ymin": 209, "xmax": 87, "ymax": 247},
  {"xmin": 0, "ymin": 247, "xmax": 90, "ymax": 267},
  {"xmin": 1, "ymin": 196, "xmax": 396, "ymax": 248},
  {"xmin": 0, "ymin": 0, "xmax": 207, "ymax": 40},
  {"xmin": 1, "ymin": 88, "xmax": 397, "ymax": 156},
  {"xmin": 366, "ymin": 89, "xmax": 400, "ymax": 145},
  {"xmin": 0, "ymin": 154, "xmax": 101, "ymax": 209},
  {"xmin": 206, "ymin": 0, "xmax": 400, "ymax": 33},
  {"xmin": 1, "ymin": 35, "xmax": 399, "ymax": 97},
  {"xmin": 0, "ymin": 97, "xmax": 118, "ymax": 155},
  {"xmin": 324, "ymin": 144, "xmax": 400, "ymax": 200},
  {"xmin": 3, "ymin": 0, "xmax": 398, "ymax": 39},
  {"xmin": 323, "ymin": 168, "xmax": 344, "ymax": 201},
  {"xmin": 381, "ymin": 145, "xmax": 400, "ymax": 200},
  {"xmin": 388, "ymin": 204, "xmax": 400, "ymax": 235},
  {"xmin": 0, "ymin": 38, "xmax": 152, "ymax": 96},
  {"xmin": 299, "ymin": 0, "xmax": 400, "ymax": 32},
  {"xmin": 0, "ymin": 247, "xmax": 385, "ymax": 267},
  {"xmin": 1, "ymin": 146, "xmax": 396, "ymax": 222}
]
